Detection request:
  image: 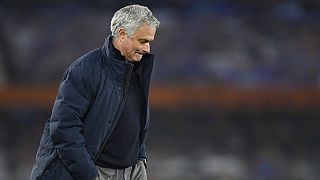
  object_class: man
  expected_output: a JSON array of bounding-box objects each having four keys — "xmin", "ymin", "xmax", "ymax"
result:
[{"xmin": 30, "ymin": 4, "xmax": 160, "ymax": 180}]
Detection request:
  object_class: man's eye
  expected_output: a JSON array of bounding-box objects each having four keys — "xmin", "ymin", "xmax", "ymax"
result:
[{"xmin": 140, "ymin": 40, "xmax": 148, "ymax": 44}]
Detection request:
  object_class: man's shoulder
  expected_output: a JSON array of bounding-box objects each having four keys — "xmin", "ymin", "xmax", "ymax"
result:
[
  {"xmin": 76, "ymin": 49, "xmax": 103, "ymax": 65},
  {"xmin": 74, "ymin": 48, "xmax": 104, "ymax": 67}
]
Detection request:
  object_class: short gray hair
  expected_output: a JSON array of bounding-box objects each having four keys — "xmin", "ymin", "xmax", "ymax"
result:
[{"xmin": 111, "ymin": 4, "xmax": 160, "ymax": 37}]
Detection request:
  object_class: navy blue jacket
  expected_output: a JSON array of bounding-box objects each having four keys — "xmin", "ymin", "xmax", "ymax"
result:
[{"xmin": 30, "ymin": 36, "xmax": 154, "ymax": 180}]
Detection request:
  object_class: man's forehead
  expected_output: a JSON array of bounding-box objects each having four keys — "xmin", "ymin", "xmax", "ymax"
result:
[{"xmin": 133, "ymin": 25, "xmax": 156, "ymax": 40}]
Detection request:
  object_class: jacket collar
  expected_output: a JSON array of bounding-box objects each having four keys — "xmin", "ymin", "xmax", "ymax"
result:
[
  {"xmin": 107, "ymin": 35, "xmax": 126, "ymax": 62},
  {"xmin": 101, "ymin": 35, "xmax": 155, "ymax": 86}
]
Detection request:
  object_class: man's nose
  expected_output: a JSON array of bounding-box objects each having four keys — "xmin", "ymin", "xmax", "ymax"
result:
[{"xmin": 142, "ymin": 43, "xmax": 150, "ymax": 53}]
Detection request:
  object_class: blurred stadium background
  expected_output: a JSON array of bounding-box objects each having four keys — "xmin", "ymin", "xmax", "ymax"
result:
[{"xmin": 0, "ymin": 0, "xmax": 320, "ymax": 179}]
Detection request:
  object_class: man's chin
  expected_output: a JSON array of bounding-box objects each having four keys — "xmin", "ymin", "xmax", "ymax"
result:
[
  {"xmin": 132, "ymin": 56, "xmax": 143, "ymax": 62},
  {"xmin": 128, "ymin": 58, "xmax": 142, "ymax": 62}
]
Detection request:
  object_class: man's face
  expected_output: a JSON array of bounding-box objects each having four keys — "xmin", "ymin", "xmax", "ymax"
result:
[{"xmin": 119, "ymin": 24, "xmax": 156, "ymax": 62}]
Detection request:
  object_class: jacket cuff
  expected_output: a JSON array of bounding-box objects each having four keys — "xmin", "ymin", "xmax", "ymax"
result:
[{"xmin": 139, "ymin": 158, "xmax": 147, "ymax": 169}]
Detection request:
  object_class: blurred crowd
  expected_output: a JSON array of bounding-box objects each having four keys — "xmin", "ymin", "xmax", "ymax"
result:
[
  {"xmin": 0, "ymin": 0, "xmax": 319, "ymax": 87},
  {"xmin": 148, "ymin": 110, "xmax": 320, "ymax": 180},
  {"xmin": 0, "ymin": 108, "xmax": 320, "ymax": 180},
  {"xmin": 0, "ymin": 0, "xmax": 320, "ymax": 180}
]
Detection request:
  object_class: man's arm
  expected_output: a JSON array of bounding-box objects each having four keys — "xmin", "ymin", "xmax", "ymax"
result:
[
  {"xmin": 139, "ymin": 105, "xmax": 150, "ymax": 168},
  {"xmin": 49, "ymin": 62, "xmax": 98, "ymax": 180}
]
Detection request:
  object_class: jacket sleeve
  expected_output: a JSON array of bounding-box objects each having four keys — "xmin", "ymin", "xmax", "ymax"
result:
[
  {"xmin": 49, "ymin": 62, "xmax": 98, "ymax": 180},
  {"xmin": 139, "ymin": 143, "xmax": 147, "ymax": 160},
  {"xmin": 139, "ymin": 105, "xmax": 150, "ymax": 160}
]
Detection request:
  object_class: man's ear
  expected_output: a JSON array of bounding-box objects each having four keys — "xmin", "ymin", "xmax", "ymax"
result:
[{"xmin": 118, "ymin": 28, "xmax": 126, "ymax": 42}]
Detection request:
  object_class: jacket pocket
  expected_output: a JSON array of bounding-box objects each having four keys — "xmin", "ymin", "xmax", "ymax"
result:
[
  {"xmin": 30, "ymin": 155, "xmax": 55, "ymax": 180},
  {"xmin": 38, "ymin": 158, "xmax": 73, "ymax": 180}
]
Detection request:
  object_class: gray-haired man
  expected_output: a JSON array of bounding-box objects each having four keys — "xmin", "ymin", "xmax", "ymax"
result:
[{"xmin": 30, "ymin": 4, "xmax": 160, "ymax": 180}]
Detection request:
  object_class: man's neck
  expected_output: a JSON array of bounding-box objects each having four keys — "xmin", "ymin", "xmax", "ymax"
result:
[{"xmin": 112, "ymin": 37, "xmax": 123, "ymax": 56}]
